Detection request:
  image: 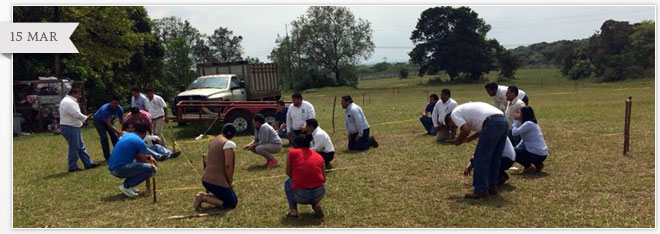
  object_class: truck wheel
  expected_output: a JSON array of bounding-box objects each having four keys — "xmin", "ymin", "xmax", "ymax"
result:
[
  {"xmin": 260, "ymin": 109, "xmax": 277, "ymax": 126},
  {"xmin": 225, "ymin": 111, "xmax": 252, "ymax": 134}
]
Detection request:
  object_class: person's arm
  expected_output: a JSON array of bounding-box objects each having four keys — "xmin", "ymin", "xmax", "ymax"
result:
[
  {"xmin": 310, "ymin": 134, "xmax": 321, "ymax": 151},
  {"xmin": 224, "ymin": 149, "xmax": 235, "ymax": 186},
  {"xmin": 274, "ymin": 120, "xmax": 281, "ymax": 130},
  {"xmin": 105, "ymin": 119, "xmax": 122, "ymax": 135},
  {"xmin": 243, "ymin": 140, "xmax": 256, "ymax": 150},
  {"xmin": 354, "ymin": 108, "xmax": 367, "ymax": 137},
  {"xmin": 465, "ymin": 132, "xmax": 480, "ymax": 143},
  {"xmin": 452, "ymin": 124, "xmax": 471, "ymax": 146},
  {"xmin": 308, "ymin": 103, "xmax": 316, "ymax": 120},
  {"xmin": 286, "ymin": 108, "xmax": 293, "ymax": 133},
  {"xmin": 118, "ymin": 107, "xmax": 124, "ymax": 125},
  {"xmin": 322, "ymin": 163, "xmax": 327, "ymax": 183},
  {"xmin": 431, "ymin": 104, "xmax": 439, "ymax": 128},
  {"xmin": 512, "ymin": 121, "xmax": 532, "ymax": 137},
  {"xmin": 285, "ymin": 153, "xmax": 292, "ymax": 177},
  {"xmin": 136, "ymin": 153, "xmax": 157, "ymax": 166}
]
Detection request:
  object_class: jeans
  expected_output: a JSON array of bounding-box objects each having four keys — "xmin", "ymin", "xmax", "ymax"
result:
[
  {"xmin": 284, "ymin": 178, "xmax": 325, "ymax": 210},
  {"xmin": 94, "ymin": 120, "xmax": 118, "ymax": 160},
  {"xmin": 147, "ymin": 144, "xmax": 172, "ymax": 161},
  {"xmin": 317, "ymin": 151, "xmax": 335, "ymax": 167},
  {"xmin": 500, "ymin": 157, "xmax": 515, "ymax": 183},
  {"xmin": 348, "ymin": 128, "xmax": 374, "ymax": 151},
  {"xmin": 110, "ymin": 161, "xmax": 157, "ymax": 188},
  {"xmin": 419, "ymin": 116, "xmax": 436, "ymax": 135},
  {"xmin": 472, "ymin": 115, "xmax": 508, "ymax": 193},
  {"xmin": 277, "ymin": 128, "xmax": 288, "ymax": 139},
  {"xmin": 514, "ymin": 143, "xmax": 547, "ymax": 168},
  {"xmin": 60, "ymin": 125, "xmax": 95, "ymax": 171}
]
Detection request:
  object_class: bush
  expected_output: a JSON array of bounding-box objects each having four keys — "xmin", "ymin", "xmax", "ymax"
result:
[
  {"xmin": 567, "ymin": 59, "xmax": 594, "ymax": 80},
  {"xmin": 399, "ymin": 68, "xmax": 409, "ymax": 79}
]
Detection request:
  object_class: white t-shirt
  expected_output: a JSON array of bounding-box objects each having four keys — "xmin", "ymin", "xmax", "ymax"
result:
[
  {"xmin": 145, "ymin": 94, "xmax": 167, "ymax": 119},
  {"xmin": 286, "ymin": 100, "xmax": 316, "ymax": 132},
  {"xmin": 492, "ymin": 85, "xmax": 526, "ymax": 111},
  {"xmin": 450, "ymin": 102, "xmax": 503, "ymax": 133},
  {"xmin": 311, "ymin": 127, "xmax": 335, "ymax": 153},
  {"xmin": 223, "ymin": 140, "xmax": 237, "ymax": 150},
  {"xmin": 431, "ymin": 98, "xmax": 458, "ymax": 127},
  {"xmin": 503, "ymin": 137, "xmax": 515, "ymax": 161}
]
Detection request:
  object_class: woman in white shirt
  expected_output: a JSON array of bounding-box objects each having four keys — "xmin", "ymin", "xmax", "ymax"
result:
[{"xmin": 512, "ymin": 106, "xmax": 548, "ymax": 173}]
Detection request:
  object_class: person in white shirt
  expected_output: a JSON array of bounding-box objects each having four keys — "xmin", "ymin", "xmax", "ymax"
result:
[
  {"xmin": 431, "ymin": 89, "xmax": 458, "ymax": 142},
  {"xmin": 286, "ymin": 93, "xmax": 315, "ymax": 143},
  {"xmin": 145, "ymin": 88, "xmax": 168, "ymax": 146},
  {"xmin": 305, "ymin": 119, "xmax": 335, "ymax": 170},
  {"xmin": 512, "ymin": 106, "xmax": 548, "ymax": 174},
  {"xmin": 505, "ymin": 86, "xmax": 526, "ymax": 145},
  {"xmin": 463, "ymin": 137, "xmax": 516, "ymax": 186},
  {"xmin": 484, "ymin": 82, "xmax": 528, "ymax": 112},
  {"xmin": 446, "ymin": 102, "xmax": 508, "ymax": 199},
  {"xmin": 342, "ymin": 95, "xmax": 378, "ymax": 151},
  {"xmin": 130, "ymin": 87, "xmax": 148, "ymax": 111},
  {"xmin": 121, "ymin": 122, "xmax": 181, "ymax": 161},
  {"xmin": 58, "ymin": 88, "xmax": 101, "ymax": 172}
]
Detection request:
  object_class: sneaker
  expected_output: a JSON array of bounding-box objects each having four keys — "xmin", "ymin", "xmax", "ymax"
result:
[
  {"xmin": 325, "ymin": 163, "xmax": 333, "ymax": 170},
  {"xmin": 118, "ymin": 184, "xmax": 138, "ymax": 197},
  {"xmin": 131, "ymin": 187, "xmax": 140, "ymax": 194},
  {"xmin": 171, "ymin": 151, "xmax": 182, "ymax": 159},
  {"xmin": 370, "ymin": 137, "xmax": 379, "ymax": 148},
  {"xmin": 267, "ymin": 158, "xmax": 279, "ymax": 168},
  {"xmin": 313, "ymin": 204, "xmax": 325, "ymax": 219},
  {"xmin": 464, "ymin": 191, "xmax": 489, "ymax": 199},
  {"xmin": 85, "ymin": 162, "xmax": 101, "ymax": 169},
  {"xmin": 522, "ymin": 166, "xmax": 535, "ymax": 174}
]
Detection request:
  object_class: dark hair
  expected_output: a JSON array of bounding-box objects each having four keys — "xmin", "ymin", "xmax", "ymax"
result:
[
  {"xmin": 305, "ymin": 118, "xmax": 318, "ymax": 128},
  {"xmin": 430, "ymin": 93, "xmax": 439, "ymax": 101},
  {"xmin": 145, "ymin": 88, "xmax": 154, "ymax": 93},
  {"xmin": 110, "ymin": 95, "xmax": 120, "ymax": 102},
  {"xmin": 130, "ymin": 107, "xmax": 140, "ymax": 114},
  {"xmin": 122, "ymin": 122, "xmax": 134, "ymax": 131},
  {"xmin": 444, "ymin": 114, "xmax": 453, "ymax": 128},
  {"xmin": 277, "ymin": 100, "xmax": 285, "ymax": 106},
  {"xmin": 68, "ymin": 88, "xmax": 81, "ymax": 95},
  {"xmin": 441, "ymin": 89, "xmax": 451, "ymax": 97},
  {"xmin": 293, "ymin": 133, "xmax": 312, "ymax": 148},
  {"xmin": 341, "ymin": 95, "xmax": 353, "ymax": 103},
  {"xmin": 253, "ymin": 114, "xmax": 265, "ymax": 124},
  {"xmin": 130, "ymin": 87, "xmax": 140, "ymax": 93},
  {"xmin": 507, "ymin": 86, "xmax": 519, "ymax": 96},
  {"xmin": 221, "ymin": 123, "xmax": 237, "ymax": 139},
  {"xmin": 291, "ymin": 93, "xmax": 302, "ymax": 99},
  {"xmin": 134, "ymin": 123, "xmax": 149, "ymax": 134},
  {"xmin": 520, "ymin": 106, "xmax": 538, "ymax": 124},
  {"xmin": 484, "ymin": 82, "xmax": 498, "ymax": 91}
]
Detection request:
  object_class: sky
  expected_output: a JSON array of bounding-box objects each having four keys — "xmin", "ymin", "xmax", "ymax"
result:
[{"xmin": 145, "ymin": 5, "xmax": 655, "ymax": 65}]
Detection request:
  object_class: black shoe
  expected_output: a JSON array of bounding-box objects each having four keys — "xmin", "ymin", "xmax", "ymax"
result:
[
  {"xmin": 313, "ymin": 204, "xmax": 325, "ymax": 219},
  {"xmin": 535, "ymin": 163, "xmax": 544, "ymax": 173},
  {"xmin": 171, "ymin": 151, "xmax": 182, "ymax": 159},
  {"xmin": 85, "ymin": 162, "xmax": 101, "ymax": 169},
  {"xmin": 370, "ymin": 137, "xmax": 379, "ymax": 148},
  {"xmin": 465, "ymin": 191, "xmax": 489, "ymax": 199},
  {"xmin": 68, "ymin": 168, "xmax": 82, "ymax": 173},
  {"xmin": 488, "ymin": 187, "xmax": 498, "ymax": 196}
]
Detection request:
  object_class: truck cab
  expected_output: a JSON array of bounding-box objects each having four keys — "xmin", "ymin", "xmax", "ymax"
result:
[{"xmin": 175, "ymin": 74, "xmax": 246, "ymax": 103}]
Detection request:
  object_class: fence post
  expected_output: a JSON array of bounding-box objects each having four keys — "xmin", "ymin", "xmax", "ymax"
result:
[
  {"xmin": 332, "ymin": 96, "xmax": 337, "ymax": 133},
  {"xmin": 623, "ymin": 96, "xmax": 632, "ymax": 156},
  {"xmin": 152, "ymin": 176, "xmax": 157, "ymax": 203},
  {"xmin": 362, "ymin": 93, "xmax": 365, "ymax": 106}
]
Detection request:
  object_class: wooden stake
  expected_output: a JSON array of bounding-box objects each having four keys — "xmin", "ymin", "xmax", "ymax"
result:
[
  {"xmin": 202, "ymin": 154, "xmax": 208, "ymax": 193},
  {"xmin": 623, "ymin": 96, "xmax": 632, "ymax": 156},
  {"xmin": 152, "ymin": 176, "xmax": 157, "ymax": 203},
  {"xmin": 332, "ymin": 96, "xmax": 337, "ymax": 133}
]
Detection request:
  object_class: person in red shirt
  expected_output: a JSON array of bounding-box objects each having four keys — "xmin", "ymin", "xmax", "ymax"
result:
[{"xmin": 284, "ymin": 133, "xmax": 327, "ymax": 219}]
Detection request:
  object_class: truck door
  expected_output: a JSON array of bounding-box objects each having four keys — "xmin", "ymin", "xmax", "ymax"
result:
[{"xmin": 230, "ymin": 76, "xmax": 247, "ymax": 101}]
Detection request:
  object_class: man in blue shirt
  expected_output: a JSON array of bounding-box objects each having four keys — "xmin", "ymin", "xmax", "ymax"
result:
[
  {"xmin": 274, "ymin": 100, "xmax": 289, "ymax": 140},
  {"xmin": 94, "ymin": 96, "xmax": 124, "ymax": 161},
  {"xmin": 108, "ymin": 124, "xmax": 157, "ymax": 198},
  {"xmin": 419, "ymin": 94, "xmax": 438, "ymax": 135}
]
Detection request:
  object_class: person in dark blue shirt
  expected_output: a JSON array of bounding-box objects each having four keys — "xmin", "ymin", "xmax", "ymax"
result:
[
  {"xmin": 274, "ymin": 100, "xmax": 289, "ymax": 141},
  {"xmin": 93, "ymin": 96, "xmax": 124, "ymax": 160},
  {"xmin": 108, "ymin": 124, "xmax": 157, "ymax": 198},
  {"xmin": 419, "ymin": 94, "xmax": 438, "ymax": 135}
]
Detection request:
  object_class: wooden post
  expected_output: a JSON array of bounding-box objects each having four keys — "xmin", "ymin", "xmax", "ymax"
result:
[
  {"xmin": 332, "ymin": 96, "xmax": 337, "ymax": 133},
  {"xmin": 202, "ymin": 154, "xmax": 208, "ymax": 193},
  {"xmin": 362, "ymin": 93, "xmax": 365, "ymax": 106},
  {"xmin": 623, "ymin": 96, "xmax": 632, "ymax": 156},
  {"xmin": 152, "ymin": 176, "xmax": 157, "ymax": 203}
]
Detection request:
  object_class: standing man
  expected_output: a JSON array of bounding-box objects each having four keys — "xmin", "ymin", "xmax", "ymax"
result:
[
  {"xmin": 130, "ymin": 87, "xmax": 148, "ymax": 111},
  {"xmin": 93, "ymin": 96, "xmax": 124, "ymax": 161},
  {"xmin": 58, "ymin": 88, "xmax": 101, "ymax": 172},
  {"xmin": 445, "ymin": 102, "xmax": 507, "ymax": 199},
  {"xmin": 505, "ymin": 86, "xmax": 526, "ymax": 145},
  {"xmin": 419, "ymin": 94, "xmax": 438, "ymax": 135},
  {"xmin": 286, "ymin": 93, "xmax": 315, "ymax": 143},
  {"xmin": 274, "ymin": 100, "xmax": 289, "ymax": 140},
  {"xmin": 244, "ymin": 114, "xmax": 283, "ymax": 168},
  {"xmin": 431, "ymin": 89, "xmax": 458, "ymax": 142},
  {"xmin": 108, "ymin": 124, "xmax": 158, "ymax": 198},
  {"xmin": 484, "ymin": 82, "xmax": 527, "ymax": 112},
  {"xmin": 145, "ymin": 88, "xmax": 168, "ymax": 146},
  {"xmin": 342, "ymin": 95, "xmax": 378, "ymax": 151},
  {"xmin": 305, "ymin": 119, "xmax": 335, "ymax": 170}
]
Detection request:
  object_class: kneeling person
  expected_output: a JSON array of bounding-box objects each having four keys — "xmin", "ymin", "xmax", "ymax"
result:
[
  {"xmin": 108, "ymin": 124, "xmax": 157, "ymax": 198},
  {"xmin": 195, "ymin": 124, "xmax": 239, "ymax": 210},
  {"xmin": 305, "ymin": 119, "xmax": 335, "ymax": 170}
]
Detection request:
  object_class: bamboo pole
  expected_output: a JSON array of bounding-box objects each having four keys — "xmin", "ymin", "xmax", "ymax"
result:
[{"xmin": 332, "ymin": 96, "xmax": 337, "ymax": 133}]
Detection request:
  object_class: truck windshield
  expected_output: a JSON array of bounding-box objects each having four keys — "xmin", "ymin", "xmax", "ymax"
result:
[{"xmin": 188, "ymin": 76, "xmax": 229, "ymax": 90}]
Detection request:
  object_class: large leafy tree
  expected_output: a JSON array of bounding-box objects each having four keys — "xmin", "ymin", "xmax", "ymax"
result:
[
  {"xmin": 409, "ymin": 6, "xmax": 499, "ymax": 81},
  {"xmin": 206, "ymin": 27, "xmax": 244, "ymax": 63},
  {"xmin": 163, "ymin": 36, "xmax": 197, "ymax": 94}
]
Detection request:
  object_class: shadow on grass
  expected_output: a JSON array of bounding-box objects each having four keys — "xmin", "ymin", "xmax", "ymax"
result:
[
  {"xmin": 246, "ymin": 164, "xmax": 269, "ymax": 172},
  {"xmin": 43, "ymin": 172, "xmax": 72, "ymax": 180},
  {"xmin": 512, "ymin": 172, "xmax": 549, "ymax": 179},
  {"xmin": 340, "ymin": 149, "xmax": 371, "ymax": 155},
  {"xmin": 280, "ymin": 213, "xmax": 324, "ymax": 227},
  {"xmin": 447, "ymin": 194, "xmax": 511, "ymax": 207},
  {"xmin": 497, "ymin": 183, "xmax": 517, "ymax": 192},
  {"xmin": 101, "ymin": 191, "xmax": 152, "ymax": 203}
]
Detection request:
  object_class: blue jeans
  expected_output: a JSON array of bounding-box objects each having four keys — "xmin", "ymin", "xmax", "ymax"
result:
[
  {"xmin": 284, "ymin": 178, "xmax": 325, "ymax": 210},
  {"xmin": 147, "ymin": 144, "xmax": 172, "ymax": 161},
  {"xmin": 348, "ymin": 128, "xmax": 374, "ymax": 151},
  {"xmin": 110, "ymin": 161, "xmax": 157, "ymax": 188},
  {"xmin": 60, "ymin": 125, "xmax": 95, "ymax": 171},
  {"xmin": 419, "ymin": 115, "xmax": 436, "ymax": 135},
  {"xmin": 277, "ymin": 128, "xmax": 288, "ymax": 139},
  {"xmin": 472, "ymin": 115, "xmax": 508, "ymax": 193},
  {"xmin": 94, "ymin": 120, "xmax": 118, "ymax": 160}
]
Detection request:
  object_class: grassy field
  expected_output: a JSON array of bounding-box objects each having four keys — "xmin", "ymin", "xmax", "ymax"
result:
[{"xmin": 13, "ymin": 68, "xmax": 655, "ymax": 228}]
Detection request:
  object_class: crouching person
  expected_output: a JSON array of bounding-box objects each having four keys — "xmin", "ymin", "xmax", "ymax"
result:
[
  {"xmin": 284, "ymin": 134, "xmax": 326, "ymax": 219},
  {"xmin": 121, "ymin": 122, "xmax": 180, "ymax": 161},
  {"xmin": 195, "ymin": 124, "xmax": 239, "ymax": 210},
  {"xmin": 108, "ymin": 124, "xmax": 157, "ymax": 198}
]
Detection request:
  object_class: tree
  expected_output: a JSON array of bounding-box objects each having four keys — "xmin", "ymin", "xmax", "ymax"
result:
[
  {"xmin": 153, "ymin": 16, "xmax": 209, "ymax": 63},
  {"xmin": 630, "ymin": 20, "xmax": 654, "ymax": 69},
  {"xmin": 497, "ymin": 49, "xmax": 521, "ymax": 80},
  {"xmin": 164, "ymin": 37, "xmax": 197, "ymax": 95},
  {"xmin": 206, "ymin": 27, "xmax": 244, "ymax": 62},
  {"xmin": 409, "ymin": 6, "xmax": 497, "ymax": 81},
  {"xmin": 270, "ymin": 6, "xmax": 374, "ymax": 89}
]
